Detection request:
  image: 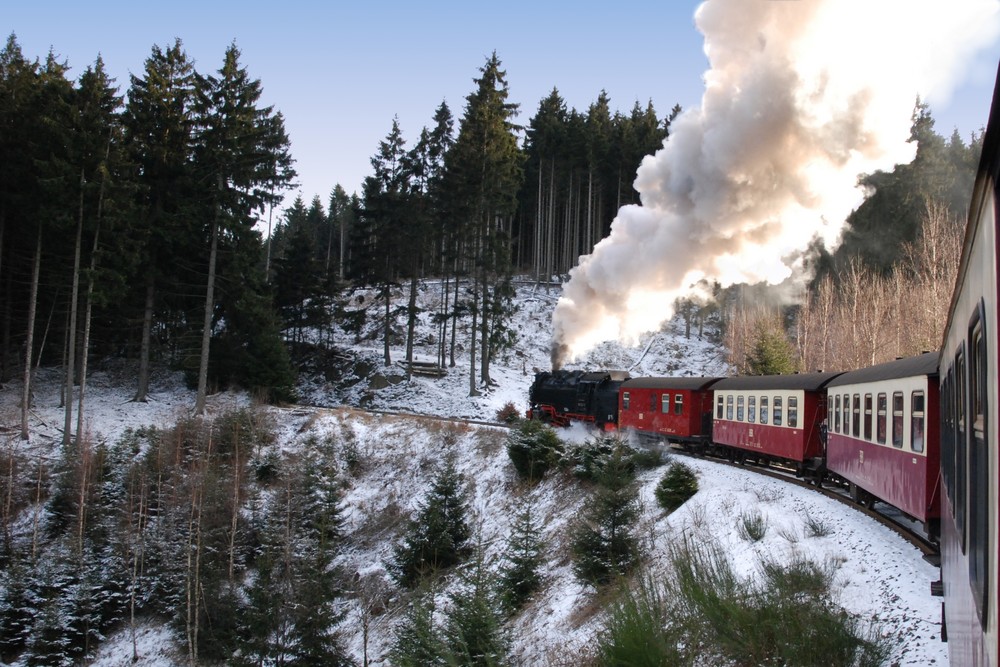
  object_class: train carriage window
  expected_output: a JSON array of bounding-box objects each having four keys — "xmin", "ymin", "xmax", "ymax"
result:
[
  {"xmin": 737, "ymin": 395, "xmax": 745, "ymax": 421},
  {"xmin": 773, "ymin": 397, "xmax": 783, "ymax": 426},
  {"xmin": 891, "ymin": 392, "xmax": 904, "ymax": 448},
  {"xmin": 760, "ymin": 396, "xmax": 769, "ymax": 424},
  {"xmin": 876, "ymin": 393, "xmax": 887, "ymax": 444},
  {"xmin": 660, "ymin": 393, "xmax": 669, "ymax": 413},
  {"xmin": 834, "ymin": 394, "xmax": 841, "ymax": 433},
  {"xmin": 651, "ymin": 393, "xmax": 657, "ymax": 411},
  {"xmin": 910, "ymin": 391, "xmax": 925, "ymax": 453},
  {"xmin": 968, "ymin": 313, "xmax": 989, "ymax": 626},
  {"xmin": 623, "ymin": 392, "xmax": 630, "ymax": 410},
  {"xmin": 788, "ymin": 397, "xmax": 798, "ymax": 428},
  {"xmin": 843, "ymin": 394, "xmax": 850, "ymax": 436},
  {"xmin": 674, "ymin": 394, "xmax": 683, "ymax": 415},
  {"xmin": 717, "ymin": 394, "xmax": 724, "ymax": 419},
  {"xmin": 852, "ymin": 394, "xmax": 861, "ymax": 438},
  {"xmin": 864, "ymin": 394, "xmax": 873, "ymax": 441},
  {"xmin": 727, "ymin": 395, "xmax": 734, "ymax": 420},
  {"xmin": 748, "ymin": 396, "xmax": 756, "ymax": 423}
]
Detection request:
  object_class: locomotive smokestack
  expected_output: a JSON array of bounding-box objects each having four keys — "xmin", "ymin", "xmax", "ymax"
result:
[{"xmin": 550, "ymin": 0, "xmax": 999, "ymax": 363}]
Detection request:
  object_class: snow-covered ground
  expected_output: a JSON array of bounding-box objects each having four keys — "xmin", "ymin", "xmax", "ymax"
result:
[{"xmin": 1, "ymin": 279, "xmax": 946, "ymax": 665}]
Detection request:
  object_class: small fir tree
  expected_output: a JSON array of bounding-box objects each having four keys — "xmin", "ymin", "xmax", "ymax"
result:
[
  {"xmin": 393, "ymin": 458, "xmax": 472, "ymax": 587},
  {"xmin": 498, "ymin": 502, "xmax": 544, "ymax": 610},
  {"xmin": 654, "ymin": 462, "xmax": 699, "ymax": 512},
  {"xmin": 444, "ymin": 549, "xmax": 509, "ymax": 666},
  {"xmin": 389, "ymin": 592, "xmax": 448, "ymax": 666},
  {"xmin": 571, "ymin": 451, "xmax": 642, "ymax": 585}
]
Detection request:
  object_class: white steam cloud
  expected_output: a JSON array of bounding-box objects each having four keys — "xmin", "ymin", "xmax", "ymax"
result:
[{"xmin": 552, "ymin": 0, "xmax": 1000, "ymax": 367}]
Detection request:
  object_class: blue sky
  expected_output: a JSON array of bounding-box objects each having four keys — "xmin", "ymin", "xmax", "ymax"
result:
[{"xmin": 7, "ymin": 1, "xmax": 1000, "ymax": 216}]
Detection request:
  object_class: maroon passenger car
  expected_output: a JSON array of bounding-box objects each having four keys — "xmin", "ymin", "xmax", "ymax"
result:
[
  {"xmin": 711, "ymin": 372, "xmax": 843, "ymax": 474},
  {"xmin": 825, "ymin": 353, "xmax": 940, "ymax": 534}
]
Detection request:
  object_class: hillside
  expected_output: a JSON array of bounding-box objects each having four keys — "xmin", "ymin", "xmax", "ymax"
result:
[{"xmin": 0, "ymin": 279, "xmax": 944, "ymax": 666}]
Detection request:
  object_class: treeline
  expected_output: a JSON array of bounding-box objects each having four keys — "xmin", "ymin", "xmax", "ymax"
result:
[{"xmin": 1, "ymin": 35, "xmax": 676, "ymax": 438}]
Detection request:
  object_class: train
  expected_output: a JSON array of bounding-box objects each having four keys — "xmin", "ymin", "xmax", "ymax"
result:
[{"xmin": 528, "ymin": 62, "xmax": 1000, "ymax": 667}]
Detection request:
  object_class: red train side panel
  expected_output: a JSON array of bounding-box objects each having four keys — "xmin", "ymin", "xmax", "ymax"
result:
[{"xmin": 618, "ymin": 377, "xmax": 721, "ymax": 444}]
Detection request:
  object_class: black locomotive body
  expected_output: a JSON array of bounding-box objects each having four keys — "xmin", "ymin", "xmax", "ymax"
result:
[{"xmin": 527, "ymin": 369, "xmax": 630, "ymax": 430}]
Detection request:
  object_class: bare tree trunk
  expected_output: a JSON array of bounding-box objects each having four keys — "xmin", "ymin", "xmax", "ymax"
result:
[
  {"xmin": 405, "ymin": 274, "xmax": 417, "ymax": 378},
  {"xmin": 195, "ymin": 182, "xmax": 223, "ymax": 415},
  {"xmin": 77, "ymin": 204, "xmax": 103, "ymax": 443},
  {"xmin": 449, "ymin": 260, "xmax": 459, "ymax": 368},
  {"xmin": 469, "ymin": 263, "xmax": 480, "ymax": 397},
  {"xmin": 21, "ymin": 227, "xmax": 42, "ymax": 441},
  {"xmin": 64, "ymin": 169, "xmax": 86, "ymax": 447},
  {"xmin": 383, "ymin": 283, "xmax": 391, "ymax": 366},
  {"xmin": 135, "ymin": 276, "xmax": 155, "ymax": 402}
]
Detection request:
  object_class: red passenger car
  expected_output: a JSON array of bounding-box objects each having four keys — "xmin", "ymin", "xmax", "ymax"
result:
[
  {"xmin": 618, "ymin": 377, "xmax": 721, "ymax": 446},
  {"xmin": 711, "ymin": 372, "xmax": 843, "ymax": 474},
  {"xmin": 825, "ymin": 353, "xmax": 940, "ymax": 534}
]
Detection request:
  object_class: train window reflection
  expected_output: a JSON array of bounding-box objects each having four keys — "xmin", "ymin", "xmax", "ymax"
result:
[
  {"xmin": 892, "ymin": 392, "xmax": 904, "ymax": 448},
  {"xmin": 834, "ymin": 394, "xmax": 841, "ymax": 433},
  {"xmin": 737, "ymin": 395, "xmax": 745, "ymax": 421},
  {"xmin": 852, "ymin": 394, "xmax": 861, "ymax": 438},
  {"xmin": 726, "ymin": 395, "xmax": 733, "ymax": 420},
  {"xmin": 773, "ymin": 397, "xmax": 783, "ymax": 426},
  {"xmin": 864, "ymin": 394, "xmax": 873, "ymax": 441},
  {"xmin": 876, "ymin": 393, "xmax": 887, "ymax": 444},
  {"xmin": 788, "ymin": 397, "xmax": 798, "ymax": 428},
  {"xmin": 760, "ymin": 396, "xmax": 768, "ymax": 424},
  {"xmin": 748, "ymin": 396, "xmax": 756, "ymax": 423},
  {"xmin": 717, "ymin": 394, "xmax": 724, "ymax": 419},
  {"xmin": 911, "ymin": 391, "xmax": 925, "ymax": 453},
  {"xmin": 674, "ymin": 394, "xmax": 683, "ymax": 415},
  {"xmin": 623, "ymin": 392, "xmax": 630, "ymax": 410},
  {"xmin": 661, "ymin": 393, "xmax": 669, "ymax": 414}
]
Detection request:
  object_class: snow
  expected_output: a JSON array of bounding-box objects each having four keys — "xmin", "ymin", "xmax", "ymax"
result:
[{"xmin": 0, "ymin": 279, "xmax": 946, "ymax": 665}]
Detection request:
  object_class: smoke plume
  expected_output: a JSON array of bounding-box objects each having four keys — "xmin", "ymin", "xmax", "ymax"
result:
[{"xmin": 551, "ymin": 0, "xmax": 999, "ymax": 368}]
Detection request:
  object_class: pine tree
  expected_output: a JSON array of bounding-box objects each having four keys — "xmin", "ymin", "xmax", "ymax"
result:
[
  {"xmin": 498, "ymin": 501, "xmax": 544, "ymax": 610},
  {"xmin": 446, "ymin": 52, "xmax": 523, "ymax": 394},
  {"xmin": 190, "ymin": 42, "xmax": 295, "ymax": 414},
  {"xmin": 444, "ymin": 549, "xmax": 509, "ymax": 666},
  {"xmin": 393, "ymin": 458, "xmax": 471, "ymax": 587},
  {"xmin": 571, "ymin": 451, "xmax": 642, "ymax": 586},
  {"xmin": 747, "ymin": 321, "xmax": 798, "ymax": 376},
  {"xmin": 123, "ymin": 39, "xmax": 197, "ymax": 403},
  {"xmin": 390, "ymin": 592, "xmax": 448, "ymax": 667}
]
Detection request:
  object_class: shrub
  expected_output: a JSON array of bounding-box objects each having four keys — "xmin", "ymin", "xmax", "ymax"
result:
[
  {"xmin": 495, "ymin": 401, "xmax": 522, "ymax": 424},
  {"xmin": 595, "ymin": 576, "xmax": 690, "ymax": 667},
  {"xmin": 736, "ymin": 509, "xmax": 768, "ymax": 542},
  {"xmin": 666, "ymin": 538, "xmax": 895, "ymax": 666},
  {"xmin": 654, "ymin": 461, "xmax": 699, "ymax": 512},
  {"xmin": 803, "ymin": 511, "xmax": 833, "ymax": 538},
  {"xmin": 506, "ymin": 419, "xmax": 563, "ymax": 482}
]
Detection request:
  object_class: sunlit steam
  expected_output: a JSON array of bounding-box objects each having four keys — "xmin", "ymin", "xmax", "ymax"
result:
[{"xmin": 551, "ymin": 0, "xmax": 999, "ymax": 369}]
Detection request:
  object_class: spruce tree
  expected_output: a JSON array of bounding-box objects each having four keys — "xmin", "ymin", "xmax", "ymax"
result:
[
  {"xmin": 498, "ymin": 501, "xmax": 544, "ymax": 610},
  {"xmin": 390, "ymin": 592, "xmax": 448, "ymax": 667},
  {"xmin": 444, "ymin": 549, "xmax": 509, "ymax": 666},
  {"xmin": 571, "ymin": 451, "xmax": 642, "ymax": 585},
  {"xmin": 393, "ymin": 458, "xmax": 471, "ymax": 587}
]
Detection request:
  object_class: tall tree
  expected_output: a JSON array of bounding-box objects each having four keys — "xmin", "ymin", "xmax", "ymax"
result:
[
  {"xmin": 190, "ymin": 42, "xmax": 295, "ymax": 414},
  {"xmin": 447, "ymin": 52, "xmax": 523, "ymax": 394},
  {"xmin": 123, "ymin": 39, "xmax": 197, "ymax": 403}
]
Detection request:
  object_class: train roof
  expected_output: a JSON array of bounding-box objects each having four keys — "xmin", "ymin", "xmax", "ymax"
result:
[
  {"xmin": 622, "ymin": 376, "xmax": 723, "ymax": 391},
  {"xmin": 712, "ymin": 370, "xmax": 845, "ymax": 392},
  {"xmin": 826, "ymin": 352, "xmax": 939, "ymax": 388}
]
